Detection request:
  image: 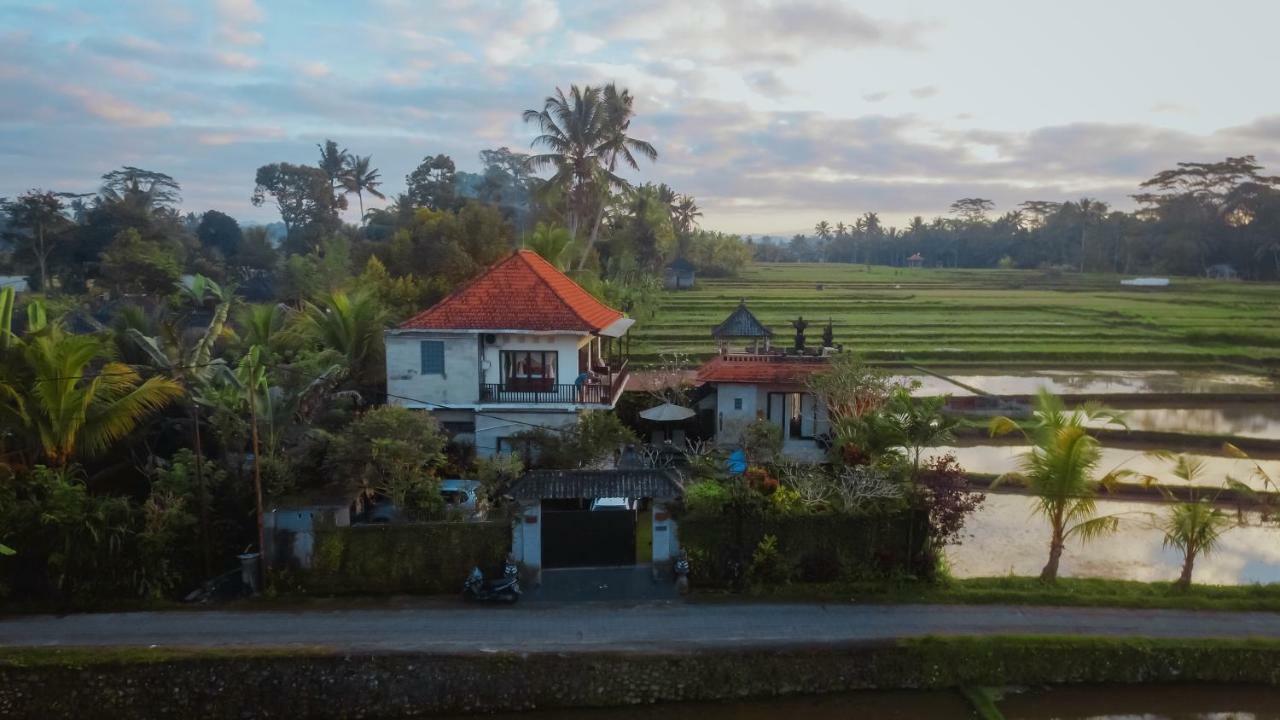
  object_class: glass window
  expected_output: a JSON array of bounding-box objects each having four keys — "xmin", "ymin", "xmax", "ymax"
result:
[
  {"xmin": 502, "ymin": 350, "xmax": 558, "ymax": 383},
  {"xmin": 420, "ymin": 341, "xmax": 445, "ymax": 375},
  {"xmin": 733, "ymin": 397, "xmax": 743, "ymax": 410}
]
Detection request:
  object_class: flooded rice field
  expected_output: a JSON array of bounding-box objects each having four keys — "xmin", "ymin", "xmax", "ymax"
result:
[
  {"xmin": 947, "ymin": 493, "xmax": 1280, "ymax": 584},
  {"xmin": 454, "ymin": 685, "xmax": 1280, "ymax": 719},
  {"xmin": 928, "ymin": 368, "xmax": 1278, "ymax": 396},
  {"xmin": 1087, "ymin": 403, "xmax": 1280, "ymax": 439},
  {"xmin": 940, "ymin": 444, "xmax": 1280, "ymax": 490}
]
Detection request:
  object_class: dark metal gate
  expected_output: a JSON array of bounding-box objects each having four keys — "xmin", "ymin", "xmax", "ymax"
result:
[{"xmin": 542, "ymin": 509, "xmax": 636, "ymax": 568}]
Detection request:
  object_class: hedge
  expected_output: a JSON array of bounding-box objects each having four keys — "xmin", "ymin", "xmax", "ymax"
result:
[
  {"xmin": 296, "ymin": 522, "xmax": 510, "ymax": 595},
  {"xmin": 679, "ymin": 511, "xmax": 929, "ymax": 586}
]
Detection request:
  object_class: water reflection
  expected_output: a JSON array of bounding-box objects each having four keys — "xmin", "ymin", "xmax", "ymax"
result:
[
  {"xmin": 447, "ymin": 686, "xmax": 1280, "ymax": 719},
  {"xmin": 939, "ymin": 369, "xmax": 1278, "ymax": 396},
  {"xmin": 947, "ymin": 494, "xmax": 1280, "ymax": 585},
  {"xmin": 940, "ymin": 445, "xmax": 1280, "ymax": 491},
  {"xmin": 1089, "ymin": 405, "xmax": 1280, "ymax": 440}
]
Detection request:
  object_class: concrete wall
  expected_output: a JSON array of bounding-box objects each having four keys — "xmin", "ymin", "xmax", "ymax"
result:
[
  {"xmin": 475, "ymin": 410, "xmax": 579, "ymax": 457},
  {"xmin": 713, "ymin": 382, "xmax": 830, "ymax": 455},
  {"xmin": 264, "ymin": 505, "xmax": 351, "ymax": 569},
  {"xmin": 385, "ymin": 331, "xmax": 480, "ymax": 406},
  {"xmin": 512, "ymin": 501, "xmax": 542, "ymax": 579},
  {"xmin": 652, "ymin": 502, "xmax": 678, "ymax": 563}
]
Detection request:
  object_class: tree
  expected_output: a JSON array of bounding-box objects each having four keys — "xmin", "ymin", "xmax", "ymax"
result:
[
  {"xmin": 98, "ymin": 167, "xmax": 181, "ymax": 213},
  {"xmin": 326, "ymin": 406, "xmax": 448, "ymax": 518},
  {"xmin": 884, "ymin": 388, "xmax": 958, "ymax": 478},
  {"xmin": 99, "ymin": 228, "xmax": 182, "ymax": 295},
  {"xmin": 405, "ymin": 154, "xmax": 458, "ymax": 211},
  {"xmin": 292, "ymin": 290, "xmax": 390, "ymax": 390},
  {"xmin": 1143, "ymin": 454, "xmax": 1249, "ymax": 589},
  {"xmin": 672, "ymin": 194, "xmax": 702, "ymax": 236},
  {"xmin": 814, "ymin": 221, "xmax": 833, "ymax": 240},
  {"xmin": 0, "ymin": 320, "xmax": 183, "ymax": 466},
  {"xmin": 584, "ymin": 84, "xmax": 658, "ymax": 269},
  {"xmin": 196, "ymin": 210, "xmax": 243, "ymax": 259},
  {"xmin": 341, "ymin": 154, "xmax": 385, "ymax": 224},
  {"xmin": 989, "ymin": 390, "xmax": 1129, "ymax": 582},
  {"xmin": 2, "ymin": 190, "xmax": 71, "ymax": 291},
  {"xmin": 524, "ymin": 222, "xmax": 575, "ymax": 269},
  {"xmin": 251, "ymin": 163, "xmax": 342, "ymax": 253},
  {"xmin": 316, "ymin": 140, "xmax": 350, "ymax": 196},
  {"xmin": 949, "ymin": 198, "xmax": 994, "ymax": 223}
]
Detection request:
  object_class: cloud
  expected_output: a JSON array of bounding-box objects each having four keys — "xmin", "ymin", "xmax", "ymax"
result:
[
  {"xmin": 214, "ymin": 0, "xmax": 265, "ymax": 46},
  {"xmin": 57, "ymin": 84, "xmax": 170, "ymax": 127},
  {"xmin": 909, "ymin": 85, "xmax": 938, "ymax": 99},
  {"xmin": 298, "ymin": 61, "xmax": 331, "ymax": 78},
  {"xmin": 216, "ymin": 51, "xmax": 259, "ymax": 70},
  {"xmin": 863, "ymin": 91, "xmax": 891, "ymax": 102}
]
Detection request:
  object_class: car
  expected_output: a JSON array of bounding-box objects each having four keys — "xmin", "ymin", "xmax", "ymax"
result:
[
  {"xmin": 589, "ymin": 497, "xmax": 635, "ymax": 511},
  {"xmin": 440, "ymin": 479, "xmax": 482, "ymax": 511}
]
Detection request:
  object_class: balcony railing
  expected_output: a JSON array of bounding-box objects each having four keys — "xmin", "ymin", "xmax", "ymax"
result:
[{"xmin": 480, "ymin": 361, "xmax": 629, "ymax": 406}]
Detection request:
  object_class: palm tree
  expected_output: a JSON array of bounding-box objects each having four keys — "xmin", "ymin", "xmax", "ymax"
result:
[
  {"xmin": 0, "ymin": 320, "xmax": 182, "ymax": 467},
  {"xmin": 341, "ymin": 155, "xmax": 386, "ymax": 225},
  {"xmin": 316, "ymin": 140, "xmax": 350, "ymax": 194},
  {"xmin": 524, "ymin": 85, "xmax": 607, "ymax": 256},
  {"xmin": 291, "ymin": 291, "xmax": 390, "ymax": 390},
  {"xmin": 1073, "ymin": 197, "xmax": 1109, "ymax": 273},
  {"xmin": 126, "ymin": 275, "xmax": 235, "ymax": 577},
  {"xmin": 990, "ymin": 390, "xmax": 1130, "ymax": 581},
  {"xmin": 673, "ymin": 195, "xmax": 702, "ymax": 236},
  {"xmin": 814, "ymin": 221, "xmax": 833, "ymax": 240},
  {"xmin": 885, "ymin": 388, "xmax": 958, "ymax": 479},
  {"xmin": 238, "ymin": 303, "xmax": 287, "ymax": 354},
  {"xmin": 524, "ymin": 222, "xmax": 575, "ymax": 269},
  {"xmin": 1142, "ymin": 454, "xmax": 1253, "ymax": 589},
  {"xmin": 524, "ymin": 84, "xmax": 657, "ymax": 270}
]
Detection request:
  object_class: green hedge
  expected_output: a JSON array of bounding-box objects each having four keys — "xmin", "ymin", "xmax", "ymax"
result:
[
  {"xmin": 298, "ymin": 522, "xmax": 510, "ymax": 595},
  {"xmin": 679, "ymin": 511, "xmax": 928, "ymax": 587}
]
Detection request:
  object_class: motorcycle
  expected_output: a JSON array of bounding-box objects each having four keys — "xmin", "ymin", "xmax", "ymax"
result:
[
  {"xmin": 674, "ymin": 549, "xmax": 690, "ymax": 595},
  {"xmin": 463, "ymin": 555, "xmax": 521, "ymax": 603}
]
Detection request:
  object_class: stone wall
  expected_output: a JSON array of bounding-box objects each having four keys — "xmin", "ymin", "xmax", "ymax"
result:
[{"xmin": 3, "ymin": 638, "xmax": 1280, "ymax": 718}]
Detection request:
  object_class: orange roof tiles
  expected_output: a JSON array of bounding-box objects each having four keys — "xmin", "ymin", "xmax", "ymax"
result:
[
  {"xmin": 695, "ymin": 355, "xmax": 829, "ymax": 386},
  {"xmin": 398, "ymin": 249, "xmax": 624, "ymax": 332}
]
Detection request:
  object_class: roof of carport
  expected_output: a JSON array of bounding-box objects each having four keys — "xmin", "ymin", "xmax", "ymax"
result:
[{"xmin": 510, "ymin": 469, "xmax": 684, "ymax": 501}]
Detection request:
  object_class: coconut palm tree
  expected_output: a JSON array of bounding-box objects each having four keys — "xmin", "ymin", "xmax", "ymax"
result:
[
  {"xmin": 291, "ymin": 290, "xmax": 390, "ymax": 390},
  {"xmin": 1142, "ymin": 453, "xmax": 1256, "ymax": 589},
  {"xmin": 524, "ymin": 222, "xmax": 575, "ymax": 269},
  {"xmin": 341, "ymin": 154, "xmax": 386, "ymax": 225},
  {"xmin": 316, "ymin": 140, "xmax": 350, "ymax": 193},
  {"xmin": 126, "ymin": 275, "xmax": 235, "ymax": 576},
  {"xmin": 673, "ymin": 195, "xmax": 702, "ymax": 236},
  {"xmin": 814, "ymin": 221, "xmax": 833, "ymax": 240},
  {"xmin": 524, "ymin": 85, "xmax": 608, "ymax": 253},
  {"xmin": 989, "ymin": 390, "xmax": 1130, "ymax": 581},
  {"xmin": 0, "ymin": 319, "xmax": 183, "ymax": 467}
]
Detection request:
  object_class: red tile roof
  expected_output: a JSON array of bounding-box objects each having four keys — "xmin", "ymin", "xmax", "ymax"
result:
[
  {"xmin": 398, "ymin": 249, "xmax": 624, "ymax": 332},
  {"xmin": 695, "ymin": 355, "xmax": 829, "ymax": 386}
]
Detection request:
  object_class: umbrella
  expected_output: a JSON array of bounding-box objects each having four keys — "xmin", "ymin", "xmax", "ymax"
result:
[{"xmin": 639, "ymin": 402, "xmax": 696, "ymax": 422}]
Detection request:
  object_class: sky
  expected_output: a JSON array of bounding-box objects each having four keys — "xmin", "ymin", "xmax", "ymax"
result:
[{"xmin": 4, "ymin": 0, "xmax": 1280, "ymax": 236}]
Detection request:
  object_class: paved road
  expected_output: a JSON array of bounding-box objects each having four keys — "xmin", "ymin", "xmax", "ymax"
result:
[{"xmin": 2, "ymin": 603, "xmax": 1279, "ymax": 653}]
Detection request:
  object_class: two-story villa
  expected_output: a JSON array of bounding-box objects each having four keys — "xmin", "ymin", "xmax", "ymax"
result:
[{"xmin": 384, "ymin": 249, "xmax": 632, "ymax": 456}]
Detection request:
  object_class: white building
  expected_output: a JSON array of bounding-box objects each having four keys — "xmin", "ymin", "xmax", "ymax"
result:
[
  {"xmin": 696, "ymin": 301, "xmax": 833, "ymax": 462},
  {"xmin": 384, "ymin": 249, "xmax": 633, "ymax": 456}
]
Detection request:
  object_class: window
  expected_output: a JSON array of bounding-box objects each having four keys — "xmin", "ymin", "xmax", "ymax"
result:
[
  {"xmin": 420, "ymin": 341, "xmax": 445, "ymax": 375},
  {"xmin": 501, "ymin": 350, "xmax": 558, "ymax": 391},
  {"xmin": 733, "ymin": 397, "xmax": 743, "ymax": 410}
]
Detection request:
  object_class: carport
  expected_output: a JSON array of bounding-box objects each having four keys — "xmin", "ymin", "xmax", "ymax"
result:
[{"xmin": 509, "ymin": 469, "xmax": 683, "ymax": 585}]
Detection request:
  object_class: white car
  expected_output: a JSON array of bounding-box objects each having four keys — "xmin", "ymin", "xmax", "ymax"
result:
[{"xmin": 589, "ymin": 497, "xmax": 635, "ymax": 511}]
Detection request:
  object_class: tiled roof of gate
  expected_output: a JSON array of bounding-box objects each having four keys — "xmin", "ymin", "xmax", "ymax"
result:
[
  {"xmin": 510, "ymin": 469, "xmax": 684, "ymax": 500},
  {"xmin": 398, "ymin": 249, "xmax": 624, "ymax": 332}
]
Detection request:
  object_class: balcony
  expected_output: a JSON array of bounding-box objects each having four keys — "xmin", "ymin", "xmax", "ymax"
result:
[{"xmin": 479, "ymin": 360, "xmax": 629, "ymax": 406}]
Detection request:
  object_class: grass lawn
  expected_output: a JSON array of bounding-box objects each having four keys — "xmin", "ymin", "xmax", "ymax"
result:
[
  {"xmin": 631, "ymin": 263, "xmax": 1280, "ymax": 366},
  {"xmin": 698, "ymin": 575, "xmax": 1280, "ymax": 612}
]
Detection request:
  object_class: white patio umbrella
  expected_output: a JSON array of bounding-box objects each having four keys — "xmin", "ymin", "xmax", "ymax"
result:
[{"xmin": 639, "ymin": 402, "xmax": 696, "ymax": 422}]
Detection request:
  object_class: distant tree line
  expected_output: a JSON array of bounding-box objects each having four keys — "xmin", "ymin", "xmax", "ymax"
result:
[{"xmin": 752, "ymin": 157, "xmax": 1280, "ymax": 280}]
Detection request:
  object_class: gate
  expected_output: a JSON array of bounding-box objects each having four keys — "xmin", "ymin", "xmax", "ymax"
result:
[{"xmin": 542, "ymin": 508, "xmax": 636, "ymax": 568}]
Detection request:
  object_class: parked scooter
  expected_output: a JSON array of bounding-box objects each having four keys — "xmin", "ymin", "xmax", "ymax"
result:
[
  {"xmin": 463, "ymin": 555, "xmax": 521, "ymax": 603},
  {"xmin": 674, "ymin": 549, "xmax": 691, "ymax": 595}
]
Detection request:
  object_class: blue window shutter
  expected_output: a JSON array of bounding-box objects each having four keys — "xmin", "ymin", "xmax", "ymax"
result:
[{"xmin": 420, "ymin": 341, "xmax": 445, "ymax": 375}]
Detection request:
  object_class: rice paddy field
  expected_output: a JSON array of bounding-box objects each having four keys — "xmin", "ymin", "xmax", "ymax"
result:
[{"xmin": 630, "ymin": 263, "xmax": 1280, "ymax": 367}]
